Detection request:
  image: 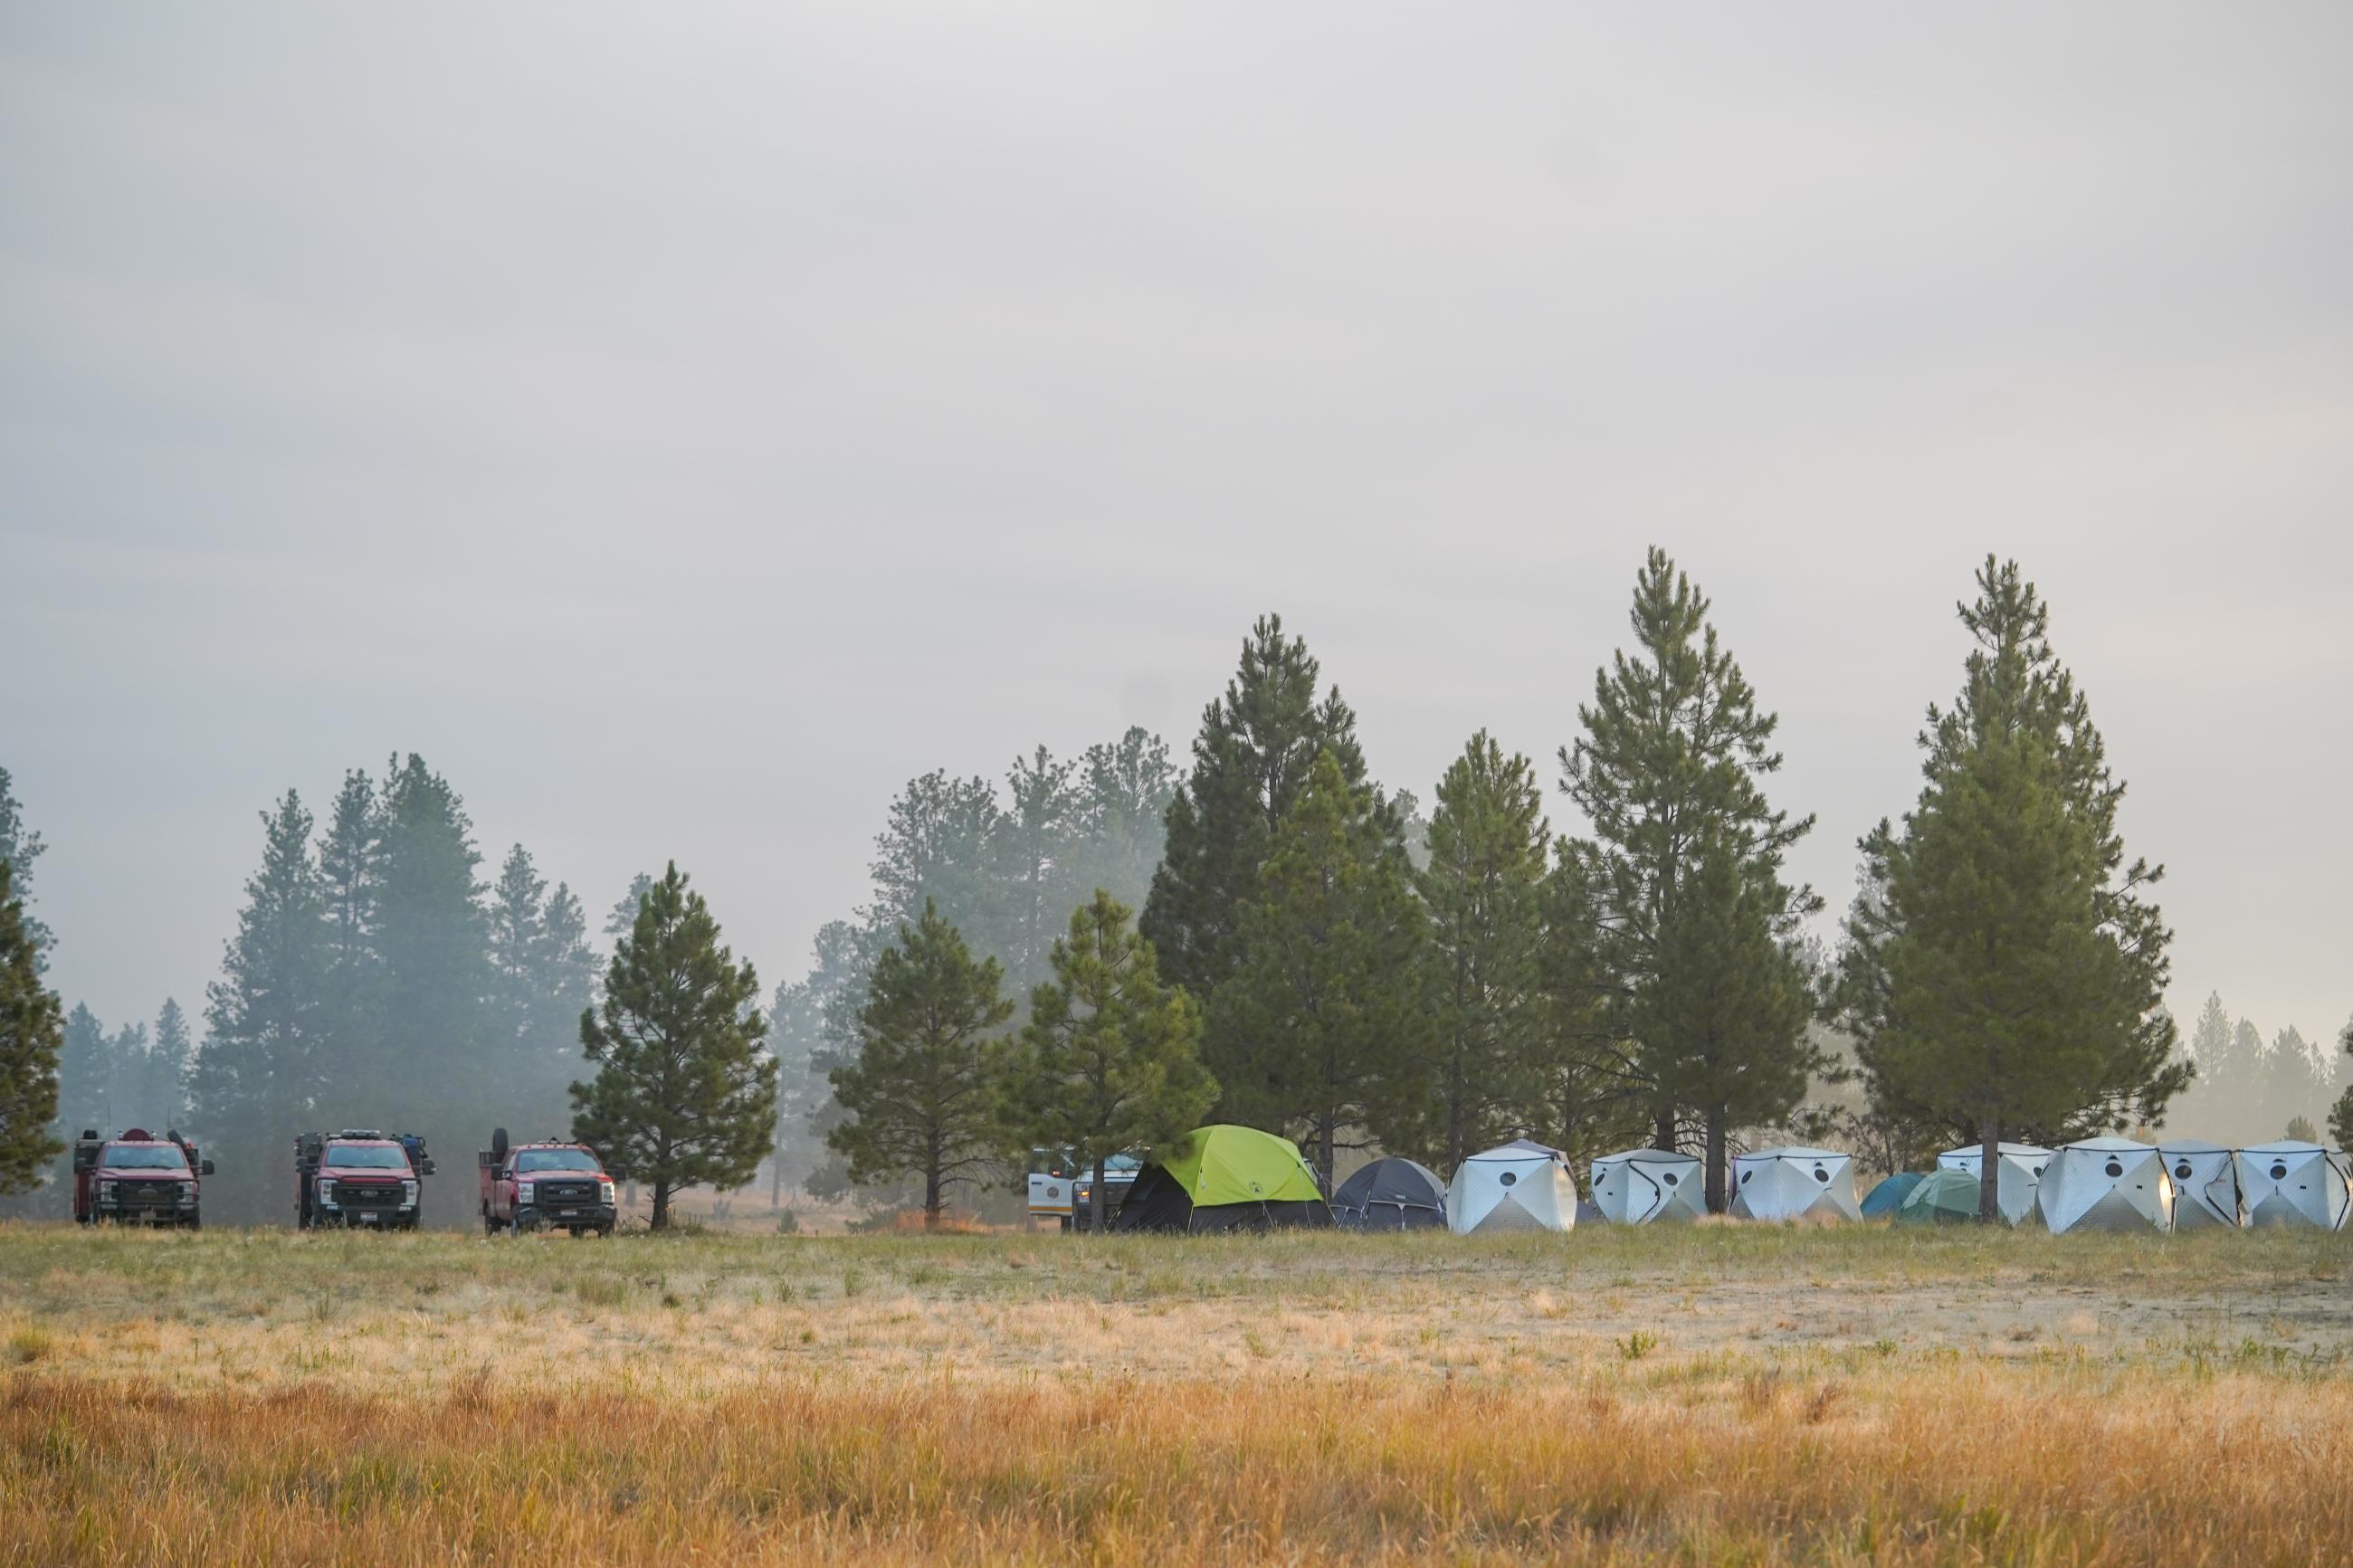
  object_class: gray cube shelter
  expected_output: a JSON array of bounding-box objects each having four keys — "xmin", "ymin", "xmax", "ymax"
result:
[
  {"xmin": 1728, "ymin": 1147, "xmax": 1860, "ymax": 1222},
  {"xmin": 1590, "ymin": 1147, "xmax": 1704, "ymax": 1225},
  {"xmin": 2034, "ymin": 1138, "xmax": 2172, "ymax": 1233},
  {"xmin": 2158, "ymin": 1138, "xmax": 2242, "ymax": 1230},
  {"xmin": 2235, "ymin": 1141, "xmax": 2351, "ymax": 1231}
]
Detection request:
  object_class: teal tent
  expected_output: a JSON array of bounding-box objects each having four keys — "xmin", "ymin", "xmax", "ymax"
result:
[
  {"xmin": 1895, "ymin": 1168, "xmax": 1982, "ymax": 1225},
  {"xmin": 1860, "ymin": 1172, "xmax": 1924, "ymax": 1217}
]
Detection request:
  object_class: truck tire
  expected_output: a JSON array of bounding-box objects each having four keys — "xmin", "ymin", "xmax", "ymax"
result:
[
  {"xmin": 186, "ymin": 1216, "xmax": 201, "ymax": 1232},
  {"xmin": 491, "ymin": 1126, "xmax": 510, "ymax": 1159}
]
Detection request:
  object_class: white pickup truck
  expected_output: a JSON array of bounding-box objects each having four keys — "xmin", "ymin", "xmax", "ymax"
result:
[{"xmin": 1025, "ymin": 1149, "xmax": 1140, "ymax": 1231}]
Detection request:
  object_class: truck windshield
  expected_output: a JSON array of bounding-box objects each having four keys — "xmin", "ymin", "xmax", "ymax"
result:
[
  {"xmin": 328, "ymin": 1145, "xmax": 410, "ymax": 1169},
  {"xmin": 105, "ymin": 1145, "xmax": 188, "ymax": 1170},
  {"xmin": 516, "ymin": 1149, "xmax": 601, "ymax": 1173}
]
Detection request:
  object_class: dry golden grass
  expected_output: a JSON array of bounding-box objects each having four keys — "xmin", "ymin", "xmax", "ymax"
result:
[{"xmin": 4, "ymin": 1222, "xmax": 2349, "ymax": 1564}]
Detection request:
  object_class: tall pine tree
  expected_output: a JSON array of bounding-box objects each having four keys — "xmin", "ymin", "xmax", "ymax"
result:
[
  {"xmin": 572, "ymin": 862, "xmax": 776, "ymax": 1229},
  {"xmin": 1630, "ymin": 823, "xmax": 1824, "ymax": 1210},
  {"xmin": 1839, "ymin": 559, "xmax": 2186, "ymax": 1218},
  {"xmin": 1400, "ymin": 731, "xmax": 1550, "ymax": 1172},
  {"xmin": 1144, "ymin": 614, "xmax": 1379, "ymax": 1006},
  {"xmin": 0, "ymin": 767, "xmax": 51, "ymax": 973},
  {"xmin": 1559, "ymin": 549, "xmax": 1819, "ymax": 1204},
  {"xmin": 0, "ymin": 859, "xmax": 62, "ymax": 1194},
  {"xmin": 188, "ymin": 792, "xmax": 329, "ymax": 1221},
  {"xmin": 825, "ymin": 901, "xmax": 1015, "ymax": 1227},
  {"xmin": 1209, "ymin": 750, "xmax": 1428, "ymax": 1190},
  {"xmin": 148, "ymin": 999, "xmax": 192, "ymax": 1133},
  {"xmin": 1005, "ymin": 891, "xmax": 1216, "ymax": 1229}
]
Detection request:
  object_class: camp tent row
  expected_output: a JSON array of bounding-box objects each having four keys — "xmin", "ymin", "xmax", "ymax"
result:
[
  {"xmin": 1103, "ymin": 1126, "xmax": 2351, "ymax": 1236},
  {"xmin": 1864, "ymin": 1137, "xmax": 2352, "ymax": 1233}
]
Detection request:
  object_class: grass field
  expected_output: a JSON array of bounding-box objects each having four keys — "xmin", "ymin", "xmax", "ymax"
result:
[{"xmin": 4, "ymin": 1221, "xmax": 2350, "ymax": 1564}]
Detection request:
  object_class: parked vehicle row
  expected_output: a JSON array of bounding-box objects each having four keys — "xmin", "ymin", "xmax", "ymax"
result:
[{"xmin": 67, "ymin": 1122, "xmax": 619, "ymax": 1238}]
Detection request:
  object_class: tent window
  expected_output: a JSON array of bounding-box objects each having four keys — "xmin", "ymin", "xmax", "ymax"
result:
[
  {"xmin": 1813, "ymin": 1167, "xmax": 1829, "ymax": 1183},
  {"xmin": 1662, "ymin": 1172, "xmax": 1678, "ymax": 1186},
  {"xmin": 2175, "ymin": 1162, "xmax": 2192, "ymax": 1179},
  {"xmin": 1498, "ymin": 1170, "xmax": 1518, "ymax": 1187},
  {"xmin": 2103, "ymin": 1160, "xmax": 2123, "ymax": 1178},
  {"xmin": 2271, "ymin": 1163, "xmax": 2289, "ymax": 1181}
]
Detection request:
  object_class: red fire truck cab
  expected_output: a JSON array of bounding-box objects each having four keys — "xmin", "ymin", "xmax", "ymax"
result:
[
  {"xmin": 73, "ymin": 1127, "xmax": 213, "ymax": 1228},
  {"xmin": 478, "ymin": 1127, "xmax": 618, "ymax": 1237}
]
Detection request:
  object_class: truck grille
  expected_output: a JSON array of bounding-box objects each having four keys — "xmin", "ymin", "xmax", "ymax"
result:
[
  {"xmin": 121, "ymin": 1181, "xmax": 182, "ymax": 1205},
  {"xmin": 536, "ymin": 1180, "xmax": 599, "ymax": 1206},
  {"xmin": 337, "ymin": 1183, "xmax": 403, "ymax": 1210}
]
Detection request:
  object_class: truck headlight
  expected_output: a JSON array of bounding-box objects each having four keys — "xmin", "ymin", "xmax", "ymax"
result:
[
  {"xmin": 599, "ymin": 1179, "xmax": 616, "ymax": 1205},
  {"xmin": 403, "ymin": 1180, "xmax": 419, "ymax": 1208},
  {"xmin": 319, "ymin": 1180, "xmax": 337, "ymax": 1207},
  {"xmin": 178, "ymin": 1184, "xmax": 196, "ymax": 1205},
  {"xmin": 98, "ymin": 1179, "xmax": 116, "ymax": 1201},
  {"xmin": 515, "ymin": 1181, "xmax": 535, "ymax": 1207}
]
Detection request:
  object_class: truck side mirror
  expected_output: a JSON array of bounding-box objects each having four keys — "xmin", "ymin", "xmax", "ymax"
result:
[
  {"xmin": 419, "ymin": 1157, "xmax": 437, "ymax": 1176},
  {"xmin": 200, "ymin": 1159, "xmax": 216, "ymax": 1176}
]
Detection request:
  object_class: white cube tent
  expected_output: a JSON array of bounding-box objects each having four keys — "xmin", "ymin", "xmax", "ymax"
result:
[
  {"xmin": 2237, "ymin": 1142, "xmax": 2351, "ymax": 1232},
  {"xmin": 1589, "ymin": 1147, "xmax": 1704, "ymax": 1225},
  {"xmin": 1729, "ymin": 1147, "xmax": 1862, "ymax": 1222},
  {"xmin": 2033, "ymin": 1137, "xmax": 2174, "ymax": 1233},
  {"xmin": 1444, "ymin": 1139, "xmax": 1579, "ymax": 1234},
  {"xmin": 1935, "ymin": 1143, "xmax": 2052, "ymax": 1227},
  {"xmin": 2159, "ymin": 1138, "xmax": 2242, "ymax": 1231}
]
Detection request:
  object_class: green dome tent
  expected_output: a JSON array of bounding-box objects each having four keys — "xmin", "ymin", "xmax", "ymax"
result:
[
  {"xmin": 1110, "ymin": 1126, "xmax": 1333, "ymax": 1233},
  {"xmin": 1895, "ymin": 1167, "xmax": 1982, "ymax": 1225},
  {"xmin": 1860, "ymin": 1172, "xmax": 1925, "ymax": 1218}
]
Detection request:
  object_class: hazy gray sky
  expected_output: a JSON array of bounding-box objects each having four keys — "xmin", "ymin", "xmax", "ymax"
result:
[{"xmin": 5, "ymin": 5, "xmax": 2348, "ymax": 1051}]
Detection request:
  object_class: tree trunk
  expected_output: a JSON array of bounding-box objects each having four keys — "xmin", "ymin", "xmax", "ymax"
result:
[
  {"xmin": 1653, "ymin": 1108, "xmax": 1676, "ymax": 1154},
  {"xmin": 924, "ymin": 1168, "xmax": 941, "ymax": 1231},
  {"xmin": 1978, "ymin": 1118, "xmax": 2002, "ymax": 1223},
  {"xmin": 651, "ymin": 1180, "xmax": 671, "ymax": 1231},
  {"xmin": 1704, "ymin": 1108, "xmax": 1728, "ymax": 1214},
  {"xmin": 1319, "ymin": 1117, "xmax": 1335, "ymax": 1198}
]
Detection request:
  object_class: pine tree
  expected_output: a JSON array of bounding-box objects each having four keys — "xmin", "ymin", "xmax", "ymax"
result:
[
  {"xmin": 605, "ymin": 872, "xmax": 656, "ymax": 943},
  {"xmin": 148, "ymin": 999, "xmax": 192, "ymax": 1133},
  {"xmin": 0, "ymin": 768, "xmax": 51, "ymax": 973},
  {"xmin": 104, "ymin": 1021, "xmax": 150, "ymax": 1126},
  {"xmin": 315, "ymin": 768, "xmax": 383, "ymax": 1056},
  {"xmin": 2262, "ymin": 1025, "xmax": 2330, "ymax": 1137},
  {"xmin": 368, "ymin": 755, "xmax": 491, "ymax": 1214},
  {"xmin": 990, "ymin": 747, "xmax": 1080, "ymax": 990},
  {"xmin": 1144, "ymin": 614, "xmax": 1378, "ymax": 1005},
  {"xmin": 1519, "ymin": 851, "xmax": 1653, "ymax": 1174},
  {"xmin": 1399, "ymin": 731, "xmax": 1550, "ymax": 1172},
  {"xmin": 1068, "ymin": 727, "xmax": 1179, "ymax": 915},
  {"xmin": 1209, "ymin": 750, "xmax": 1428, "ymax": 1190},
  {"xmin": 0, "ymin": 860, "xmax": 63, "ymax": 1194},
  {"xmin": 775, "ymin": 919, "xmax": 884, "ymax": 1203},
  {"xmin": 1559, "ymin": 549, "xmax": 1819, "ymax": 1197},
  {"xmin": 1005, "ymin": 891, "xmax": 1216, "ymax": 1230},
  {"xmin": 2328, "ymin": 1019, "xmax": 2353, "ymax": 1153},
  {"xmin": 866, "ymin": 771, "xmax": 1005, "ymax": 936},
  {"xmin": 825, "ymin": 901, "xmax": 1015, "ymax": 1227},
  {"xmin": 55, "ymin": 1003, "xmax": 113, "ymax": 1142},
  {"xmin": 572, "ymin": 862, "xmax": 776, "ymax": 1230},
  {"xmin": 1840, "ymin": 559, "xmax": 2186, "ymax": 1218},
  {"xmin": 188, "ymin": 792, "xmax": 328, "ymax": 1221},
  {"xmin": 1631, "ymin": 823, "xmax": 1824, "ymax": 1210}
]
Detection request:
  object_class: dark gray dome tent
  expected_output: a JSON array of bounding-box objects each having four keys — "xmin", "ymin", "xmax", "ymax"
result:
[{"xmin": 1331, "ymin": 1156, "xmax": 1446, "ymax": 1230}]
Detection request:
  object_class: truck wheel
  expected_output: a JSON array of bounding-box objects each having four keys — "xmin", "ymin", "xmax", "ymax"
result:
[
  {"xmin": 186, "ymin": 1217, "xmax": 201, "ymax": 1232},
  {"xmin": 596, "ymin": 1224, "xmax": 614, "ymax": 1238}
]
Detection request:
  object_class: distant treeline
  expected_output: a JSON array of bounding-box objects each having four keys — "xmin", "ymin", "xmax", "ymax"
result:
[{"xmin": 4, "ymin": 550, "xmax": 2352, "ymax": 1226}]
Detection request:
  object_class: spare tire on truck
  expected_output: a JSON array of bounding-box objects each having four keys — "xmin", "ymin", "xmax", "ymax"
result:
[{"xmin": 491, "ymin": 1127, "xmax": 509, "ymax": 1158}]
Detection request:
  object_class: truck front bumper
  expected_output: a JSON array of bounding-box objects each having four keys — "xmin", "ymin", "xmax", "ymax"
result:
[{"xmin": 515, "ymin": 1202, "xmax": 617, "ymax": 1231}]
